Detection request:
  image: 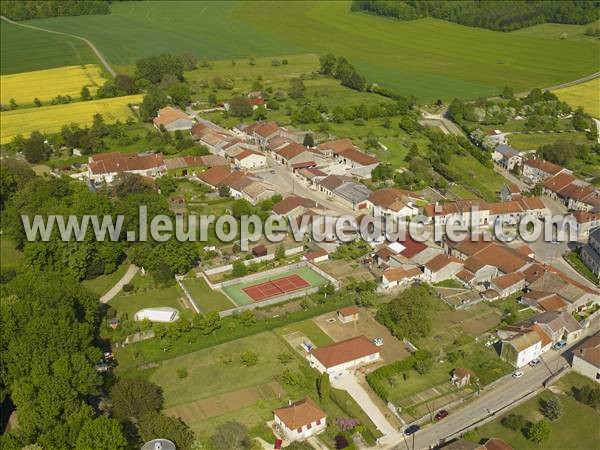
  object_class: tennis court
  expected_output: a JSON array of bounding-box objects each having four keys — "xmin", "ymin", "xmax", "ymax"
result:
[
  {"xmin": 243, "ymin": 274, "xmax": 310, "ymax": 301},
  {"xmin": 222, "ymin": 266, "xmax": 329, "ymax": 306}
]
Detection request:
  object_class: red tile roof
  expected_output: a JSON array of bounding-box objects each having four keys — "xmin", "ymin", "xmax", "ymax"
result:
[
  {"xmin": 338, "ymin": 305, "xmax": 360, "ymax": 317},
  {"xmin": 338, "ymin": 147, "xmax": 379, "ymax": 166},
  {"xmin": 304, "ymin": 248, "xmax": 328, "ymax": 261},
  {"xmin": 383, "ymin": 267, "xmax": 421, "ymax": 282},
  {"xmin": 274, "ymin": 397, "xmax": 326, "ymax": 430},
  {"xmin": 197, "ymin": 166, "xmax": 232, "ymax": 187},
  {"xmin": 291, "ymin": 161, "xmax": 317, "ymax": 170},
  {"xmin": 277, "ymin": 143, "xmax": 309, "ymax": 160},
  {"xmin": 153, "ymin": 106, "xmax": 190, "ymax": 127},
  {"xmin": 317, "ymin": 138, "xmax": 354, "ymax": 153},
  {"xmin": 491, "ymin": 272, "xmax": 526, "ymax": 290},
  {"xmin": 425, "ymin": 254, "xmax": 462, "ymax": 272},
  {"xmin": 572, "ymin": 335, "xmax": 600, "ymax": 369},
  {"xmin": 524, "ymin": 158, "xmax": 564, "ymax": 176},
  {"xmin": 311, "ymin": 335, "xmax": 379, "ymax": 368},
  {"xmin": 272, "ymin": 196, "xmax": 318, "ymax": 215},
  {"xmin": 89, "ymin": 152, "xmax": 165, "ymax": 175},
  {"xmin": 538, "ymin": 295, "xmax": 568, "ymax": 312}
]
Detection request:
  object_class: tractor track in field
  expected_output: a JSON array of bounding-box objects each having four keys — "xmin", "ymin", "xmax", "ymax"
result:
[{"xmin": 1, "ymin": 15, "xmax": 116, "ymax": 77}]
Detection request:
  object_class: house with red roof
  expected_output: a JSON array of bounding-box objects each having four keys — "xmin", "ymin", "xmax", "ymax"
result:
[
  {"xmin": 367, "ymin": 188, "xmax": 423, "ymax": 222},
  {"xmin": 308, "ymin": 335, "xmax": 381, "ymax": 378},
  {"xmin": 333, "ymin": 146, "xmax": 380, "ymax": 179},
  {"xmin": 153, "ymin": 106, "xmax": 194, "ymax": 131},
  {"xmin": 522, "ymin": 157, "xmax": 566, "ymax": 183},
  {"xmin": 381, "ymin": 266, "xmax": 423, "ymax": 289},
  {"xmin": 233, "ymin": 149, "xmax": 266, "ymax": 169},
  {"xmin": 87, "ymin": 152, "xmax": 166, "ymax": 184},
  {"xmin": 273, "ymin": 398, "xmax": 327, "ymax": 441}
]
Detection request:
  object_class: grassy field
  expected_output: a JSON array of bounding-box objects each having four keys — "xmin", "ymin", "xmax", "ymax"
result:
[
  {"xmin": 467, "ymin": 372, "xmax": 600, "ymax": 450},
  {"xmin": 553, "ymin": 77, "xmax": 600, "ymax": 118},
  {"xmin": 109, "ymin": 273, "xmax": 191, "ymax": 319},
  {"xmin": 221, "ymin": 266, "xmax": 329, "ymax": 306},
  {"xmin": 274, "ymin": 318, "xmax": 334, "ymax": 347},
  {"xmin": 180, "ymin": 277, "xmax": 234, "ymax": 313},
  {"xmin": 81, "ymin": 260, "xmax": 129, "ymax": 297},
  {"xmin": 15, "ymin": 1, "xmax": 599, "ymax": 101},
  {"xmin": 508, "ymin": 131, "xmax": 590, "ymax": 150},
  {"xmin": 1, "ymin": 64, "xmax": 106, "ymax": 105},
  {"xmin": 0, "ymin": 18, "xmax": 97, "ymax": 74},
  {"xmin": 0, "ymin": 94, "xmax": 143, "ymax": 143}
]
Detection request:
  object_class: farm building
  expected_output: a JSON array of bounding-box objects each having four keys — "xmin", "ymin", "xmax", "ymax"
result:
[
  {"xmin": 233, "ymin": 149, "xmax": 267, "ymax": 169},
  {"xmin": 273, "ymin": 397, "xmax": 327, "ymax": 441},
  {"xmin": 308, "ymin": 335, "xmax": 380, "ymax": 378},
  {"xmin": 153, "ymin": 106, "xmax": 195, "ymax": 131},
  {"xmin": 134, "ymin": 307, "xmax": 180, "ymax": 323},
  {"xmin": 87, "ymin": 152, "xmax": 166, "ymax": 184}
]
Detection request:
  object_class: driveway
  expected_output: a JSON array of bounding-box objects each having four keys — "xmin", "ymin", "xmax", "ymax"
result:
[
  {"xmin": 332, "ymin": 372, "xmax": 398, "ymax": 436},
  {"xmin": 100, "ymin": 264, "xmax": 139, "ymax": 303}
]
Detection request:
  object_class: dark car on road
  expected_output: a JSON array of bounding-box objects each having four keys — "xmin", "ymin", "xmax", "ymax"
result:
[
  {"xmin": 404, "ymin": 424, "xmax": 420, "ymax": 435},
  {"xmin": 434, "ymin": 409, "xmax": 449, "ymax": 420}
]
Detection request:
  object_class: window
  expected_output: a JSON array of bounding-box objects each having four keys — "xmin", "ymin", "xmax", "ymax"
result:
[
  {"xmin": 307, "ymin": 423, "xmax": 311, "ymax": 430},
  {"xmin": 316, "ymin": 419, "xmax": 321, "ymax": 426},
  {"xmin": 297, "ymin": 427, "xmax": 302, "ymax": 433},
  {"xmin": 596, "ymin": 372, "xmax": 599, "ymax": 380}
]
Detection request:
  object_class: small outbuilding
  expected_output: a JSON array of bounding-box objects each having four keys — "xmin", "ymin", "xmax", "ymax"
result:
[
  {"xmin": 252, "ymin": 244, "xmax": 268, "ymax": 257},
  {"xmin": 337, "ymin": 306, "xmax": 360, "ymax": 323}
]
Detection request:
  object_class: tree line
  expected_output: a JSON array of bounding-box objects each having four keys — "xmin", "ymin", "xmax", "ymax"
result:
[
  {"xmin": 1, "ymin": 0, "xmax": 110, "ymax": 21},
  {"xmin": 352, "ymin": 1, "xmax": 599, "ymax": 31}
]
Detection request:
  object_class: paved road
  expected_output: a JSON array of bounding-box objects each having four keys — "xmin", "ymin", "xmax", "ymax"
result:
[
  {"xmin": 99, "ymin": 264, "xmax": 139, "ymax": 303},
  {"xmin": 1, "ymin": 15, "xmax": 116, "ymax": 77},
  {"xmin": 419, "ymin": 109, "xmax": 464, "ymax": 136},
  {"xmin": 492, "ymin": 165, "xmax": 528, "ymax": 191},
  {"xmin": 255, "ymin": 158, "xmax": 356, "ymax": 215},
  {"xmin": 380, "ymin": 322, "xmax": 600, "ymax": 450}
]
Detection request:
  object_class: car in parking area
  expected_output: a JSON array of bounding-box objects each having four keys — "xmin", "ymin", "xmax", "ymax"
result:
[
  {"xmin": 404, "ymin": 424, "xmax": 420, "ymax": 435},
  {"xmin": 553, "ymin": 340, "xmax": 567, "ymax": 350},
  {"xmin": 512, "ymin": 370, "xmax": 524, "ymax": 378},
  {"xmin": 434, "ymin": 410, "xmax": 449, "ymax": 420},
  {"xmin": 529, "ymin": 358, "xmax": 541, "ymax": 367}
]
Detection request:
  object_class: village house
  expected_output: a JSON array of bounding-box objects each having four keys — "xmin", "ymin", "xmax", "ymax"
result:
[
  {"xmin": 423, "ymin": 200, "xmax": 491, "ymax": 227},
  {"xmin": 239, "ymin": 121, "xmax": 282, "ymax": 148},
  {"xmin": 581, "ymin": 227, "xmax": 600, "ymax": 276},
  {"xmin": 337, "ymin": 305, "xmax": 360, "ymax": 323},
  {"xmin": 272, "ymin": 195, "xmax": 320, "ymax": 218},
  {"xmin": 273, "ymin": 143, "xmax": 322, "ymax": 166},
  {"xmin": 522, "ymin": 157, "xmax": 565, "ymax": 184},
  {"xmin": 233, "ymin": 149, "xmax": 267, "ymax": 169},
  {"xmin": 572, "ymin": 211, "xmax": 600, "ymax": 238},
  {"xmin": 543, "ymin": 171, "xmax": 600, "ymax": 212},
  {"xmin": 499, "ymin": 328, "xmax": 544, "ymax": 368},
  {"xmin": 522, "ymin": 291, "xmax": 569, "ymax": 312},
  {"xmin": 521, "ymin": 310, "xmax": 583, "ymax": 344},
  {"xmin": 423, "ymin": 254, "xmax": 463, "ymax": 283},
  {"xmin": 380, "ymin": 266, "xmax": 423, "ymax": 289},
  {"xmin": 499, "ymin": 183, "xmax": 522, "ymax": 202},
  {"xmin": 316, "ymin": 138, "xmax": 355, "ymax": 158},
  {"xmin": 273, "ymin": 398, "xmax": 327, "ymax": 441},
  {"xmin": 228, "ymin": 176, "xmax": 276, "ymax": 205},
  {"xmin": 571, "ymin": 334, "xmax": 600, "ymax": 382},
  {"xmin": 303, "ymin": 248, "xmax": 329, "ymax": 264},
  {"xmin": 318, "ymin": 175, "xmax": 372, "ymax": 210},
  {"xmin": 489, "ymin": 272, "xmax": 526, "ymax": 297},
  {"xmin": 333, "ymin": 146, "xmax": 380, "ymax": 179},
  {"xmin": 367, "ymin": 188, "xmax": 422, "ymax": 223},
  {"xmin": 308, "ymin": 335, "xmax": 381, "ymax": 379},
  {"xmin": 485, "ymin": 129, "xmax": 507, "ymax": 147},
  {"xmin": 298, "ymin": 167, "xmax": 328, "ymax": 186},
  {"xmin": 197, "ymin": 166, "xmax": 245, "ymax": 189},
  {"xmin": 153, "ymin": 106, "xmax": 195, "ymax": 131},
  {"xmin": 87, "ymin": 152, "xmax": 167, "ymax": 184},
  {"xmin": 492, "ymin": 144, "xmax": 522, "ymax": 171}
]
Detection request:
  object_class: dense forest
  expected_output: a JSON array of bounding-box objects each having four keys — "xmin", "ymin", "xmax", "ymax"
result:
[
  {"xmin": 1, "ymin": 0, "xmax": 109, "ymax": 21},
  {"xmin": 352, "ymin": 1, "xmax": 600, "ymax": 31}
]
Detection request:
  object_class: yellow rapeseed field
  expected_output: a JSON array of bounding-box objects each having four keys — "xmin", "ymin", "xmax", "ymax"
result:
[
  {"xmin": 0, "ymin": 95, "xmax": 144, "ymax": 144},
  {"xmin": 553, "ymin": 78, "xmax": 600, "ymax": 119},
  {"xmin": 0, "ymin": 65, "xmax": 106, "ymax": 105}
]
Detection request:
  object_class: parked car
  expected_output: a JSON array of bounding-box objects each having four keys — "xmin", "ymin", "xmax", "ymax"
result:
[
  {"xmin": 529, "ymin": 358, "xmax": 541, "ymax": 367},
  {"xmin": 512, "ymin": 370, "xmax": 524, "ymax": 378},
  {"xmin": 434, "ymin": 410, "xmax": 449, "ymax": 420},
  {"xmin": 404, "ymin": 424, "xmax": 420, "ymax": 435},
  {"xmin": 553, "ymin": 340, "xmax": 567, "ymax": 350}
]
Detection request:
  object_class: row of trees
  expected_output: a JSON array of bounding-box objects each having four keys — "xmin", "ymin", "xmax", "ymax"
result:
[
  {"xmin": 319, "ymin": 53, "xmax": 367, "ymax": 91},
  {"xmin": 352, "ymin": 1, "xmax": 599, "ymax": 31},
  {"xmin": 1, "ymin": 0, "xmax": 110, "ymax": 20}
]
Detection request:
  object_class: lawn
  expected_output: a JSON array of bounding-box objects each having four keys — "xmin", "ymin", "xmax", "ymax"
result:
[
  {"xmin": 448, "ymin": 154, "xmax": 507, "ymax": 202},
  {"xmin": 0, "ymin": 18, "xmax": 97, "ymax": 74},
  {"xmin": 180, "ymin": 277, "xmax": 234, "ymax": 313},
  {"xmin": 221, "ymin": 266, "xmax": 329, "ymax": 306},
  {"xmin": 81, "ymin": 260, "xmax": 130, "ymax": 297},
  {"xmin": 508, "ymin": 131, "xmax": 591, "ymax": 151},
  {"xmin": 553, "ymin": 77, "xmax": 600, "ymax": 118},
  {"xmin": 274, "ymin": 318, "xmax": 334, "ymax": 347},
  {"xmin": 0, "ymin": 94, "xmax": 143, "ymax": 143},
  {"xmin": 0, "ymin": 64, "xmax": 106, "ymax": 105},
  {"xmin": 108, "ymin": 273, "xmax": 189, "ymax": 319},
  {"xmin": 466, "ymin": 376, "xmax": 600, "ymax": 450},
  {"xmin": 0, "ymin": 236, "xmax": 24, "ymax": 269},
  {"xmin": 15, "ymin": 1, "xmax": 599, "ymax": 101}
]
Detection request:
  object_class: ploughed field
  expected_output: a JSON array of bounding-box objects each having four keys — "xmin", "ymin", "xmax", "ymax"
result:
[{"xmin": 7, "ymin": 1, "xmax": 599, "ymax": 100}]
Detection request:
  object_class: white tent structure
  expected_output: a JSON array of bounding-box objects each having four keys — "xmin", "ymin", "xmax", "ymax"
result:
[{"xmin": 134, "ymin": 307, "xmax": 180, "ymax": 323}]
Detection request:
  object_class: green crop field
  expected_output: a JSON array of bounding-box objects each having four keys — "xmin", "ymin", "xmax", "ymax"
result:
[
  {"xmin": 11, "ymin": 1, "xmax": 599, "ymax": 101},
  {"xmin": 0, "ymin": 19, "xmax": 97, "ymax": 74}
]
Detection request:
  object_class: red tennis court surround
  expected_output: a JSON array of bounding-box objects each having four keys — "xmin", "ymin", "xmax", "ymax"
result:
[{"xmin": 243, "ymin": 274, "xmax": 310, "ymax": 301}]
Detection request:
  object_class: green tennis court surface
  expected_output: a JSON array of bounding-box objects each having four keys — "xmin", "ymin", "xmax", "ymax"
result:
[{"xmin": 222, "ymin": 266, "xmax": 328, "ymax": 306}]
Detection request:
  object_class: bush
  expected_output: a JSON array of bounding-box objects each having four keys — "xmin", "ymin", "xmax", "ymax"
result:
[
  {"xmin": 122, "ymin": 283, "xmax": 134, "ymax": 293},
  {"xmin": 526, "ymin": 420, "xmax": 551, "ymax": 443},
  {"xmin": 540, "ymin": 396, "xmax": 562, "ymax": 421},
  {"xmin": 176, "ymin": 367, "xmax": 188, "ymax": 379},
  {"xmin": 501, "ymin": 413, "xmax": 526, "ymax": 431}
]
